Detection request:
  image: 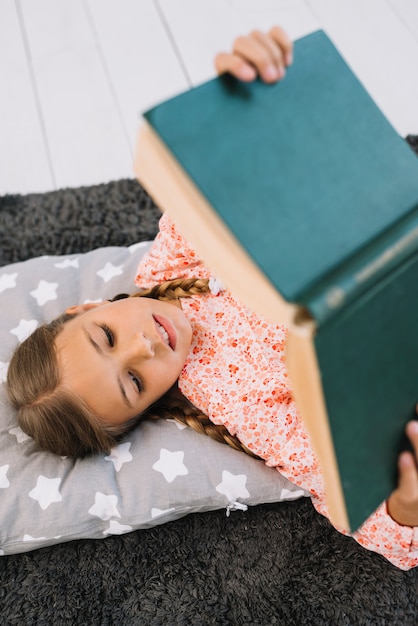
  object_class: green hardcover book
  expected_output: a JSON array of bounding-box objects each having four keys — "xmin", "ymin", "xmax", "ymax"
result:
[{"xmin": 135, "ymin": 30, "xmax": 418, "ymax": 531}]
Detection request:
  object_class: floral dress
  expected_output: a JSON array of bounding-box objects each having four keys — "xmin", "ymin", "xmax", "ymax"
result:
[{"xmin": 135, "ymin": 213, "xmax": 418, "ymax": 570}]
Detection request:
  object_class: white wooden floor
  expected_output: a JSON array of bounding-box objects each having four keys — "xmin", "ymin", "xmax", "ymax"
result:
[{"xmin": 1, "ymin": 0, "xmax": 418, "ymax": 196}]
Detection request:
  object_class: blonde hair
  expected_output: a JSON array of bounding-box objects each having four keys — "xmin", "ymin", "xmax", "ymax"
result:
[{"xmin": 7, "ymin": 278, "xmax": 256, "ymax": 459}]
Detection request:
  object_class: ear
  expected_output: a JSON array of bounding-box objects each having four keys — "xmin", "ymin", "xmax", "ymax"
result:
[{"xmin": 65, "ymin": 301, "xmax": 108, "ymax": 316}]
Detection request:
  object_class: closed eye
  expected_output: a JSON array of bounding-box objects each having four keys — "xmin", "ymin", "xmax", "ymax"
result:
[
  {"xmin": 129, "ymin": 372, "xmax": 143, "ymax": 393},
  {"xmin": 101, "ymin": 324, "xmax": 114, "ymax": 347}
]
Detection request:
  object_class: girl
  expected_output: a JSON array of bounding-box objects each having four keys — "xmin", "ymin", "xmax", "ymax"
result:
[{"xmin": 6, "ymin": 27, "xmax": 418, "ymax": 570}]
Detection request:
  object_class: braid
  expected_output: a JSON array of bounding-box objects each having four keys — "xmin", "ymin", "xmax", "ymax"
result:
[
  {"xmin": 173, "ymin": 411, "xmax": 258, "ymax": 458},
  {"xmin": 132, "ymin": 277, "xmax": 211, "ymax": 301},
  {"xmin": 144, "ymin": 387, "xmax": 259, "ymax": 459},
  {"xmin": 111, "ymin": 278, "xmax": 211, "ymax": 304}
]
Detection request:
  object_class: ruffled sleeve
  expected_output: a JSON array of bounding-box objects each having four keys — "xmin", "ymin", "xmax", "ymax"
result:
[
  {"xmin": 350, "ymin": 501, "xmax": 418, "ymax": 570},
  {"xmin": 134, "ymin": 213, "xmax": 211, "ymax": 288}
]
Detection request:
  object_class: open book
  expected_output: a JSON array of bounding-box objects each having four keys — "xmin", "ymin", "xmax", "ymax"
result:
[{"xmin": 134, "ymin": 30, "xmax": 418, "ymax": 531}]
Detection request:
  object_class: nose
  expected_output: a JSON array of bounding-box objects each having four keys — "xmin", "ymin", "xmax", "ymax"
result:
[{"xmin": 132, "ymin": 332, "xmax": 155, "ymax": 358}]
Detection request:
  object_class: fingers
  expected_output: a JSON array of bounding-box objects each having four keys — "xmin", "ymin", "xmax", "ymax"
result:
[
  {"xmin": 397, "ymin": 451, "xmax": 418, "ymax": 500},
  {"xmin": 214, "ymin": 25, "xmax": 293, "ymax": 84},
  {"xmin": 387, "ymin": 421, "xmax": 418, "ymax": 526},
  {"xmin": 397, "ymin": 422, "xmax": 418, "ymax": 500},
  {"xmin": 233, "ymin": 29, "xmax": 288, "ymax": 83},
  {"xmin": 214, "ymin": 52, "xmax": 257, "ymax": 82},
  {"xmin": 269, "ymin": 25, "xmax": 293, "ymax": 66},
  {"xmin": 407, "ymin": 419, "xmax": 418, "ymax": 454}
]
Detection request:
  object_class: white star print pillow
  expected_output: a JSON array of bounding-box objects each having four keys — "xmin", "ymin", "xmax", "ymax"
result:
[{"xmin": 0, "ymin": 244, "xmax": 308, "ymax": 555}]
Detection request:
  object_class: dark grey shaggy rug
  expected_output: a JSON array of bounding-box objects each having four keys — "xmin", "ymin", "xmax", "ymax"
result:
[{"xmin": 1, "ymin": 154, "xmax": 418, "ymax": 624}]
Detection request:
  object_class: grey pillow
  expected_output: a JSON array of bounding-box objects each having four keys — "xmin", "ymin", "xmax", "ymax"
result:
[{"xmin": 0, "ymin": 243, "xmax": 308, "ymax": 555}]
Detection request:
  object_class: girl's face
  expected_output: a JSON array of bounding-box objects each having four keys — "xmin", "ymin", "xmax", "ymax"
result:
[{"xmin": 56, "ymin": 297, "xmax": 192, "ymax": 425}]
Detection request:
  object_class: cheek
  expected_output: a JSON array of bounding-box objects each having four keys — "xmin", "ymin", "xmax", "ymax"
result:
[
  {"xmin": 169, "ymin": 356, "xmax": 186, "ymax": 383},
  {"xmin": 151, "ymin": 358, "xmax": 182, "ymax": 392}
]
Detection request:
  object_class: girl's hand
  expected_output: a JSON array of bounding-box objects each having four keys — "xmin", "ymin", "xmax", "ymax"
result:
[
  {"xmin": 387, "ymin": 420, "xmax": 418, "ymax": 526},
  {"xmin": 214, "ymin": 26, "xmax": 293, "ymax": 84}
]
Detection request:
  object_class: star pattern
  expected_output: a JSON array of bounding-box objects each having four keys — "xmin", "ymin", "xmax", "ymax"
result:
[
  {"xmin": 30, "ymin": 280, "xmax": 58, "ymax": 306},
  {"xmin": 23, "ymin": 534, "xmax": 47, "ymax": 542},
  {"xmin": 0, "ymin": 360, "xmax": 8, "ymax": 384},
  {"xmin": 96, "ymin": 262, "xmax": 123, "ymax": 282},
  {"xmin": 9, "ymin": 426, "xmax": 31, "ymax": 443},
  {"xmin": 0, "ymin": 272, "xmax": 17, "ymax": 294},
  {"xmin": 103, "ymin": 520, "xmax": 133, "ymax": 535},
  {"xmin": 215, "ymin": 471, "xmax": 250, "ymax": 501},
  {"xmin": 280, "ymin": 487, "xmax": 306, "ymax": 501},
  {"xmin": 54, "ymin": 258, "xmax": 79, "ymax": 269},
  {"xmin": 10, "ymin": 319, "xmax": 38, "ymax": 342},
  {"xmin": 0, "ymin": 465, "xmax": 10, "ymax": 489},
  {"xmin": 88, "ymin": 492, "xmax": 121, "ymax": 521},
  {"xmin": 105, "ymin": 442, "xmax": 133, "ymax": 472},
  {"xmin": 167, "ymin": 418, "xmax": 188, "ymax": 430},
  {"xmin": 29, "ymin": 476, "xmax": 62, "ymax": 510},
  {"xmin": 23, "ymin": 533, "xmax": 62, "ymax": 542},
  {"xmin": 152, "ymin": 449, "xmax": 188, "ymax": 483},
  {"xmin": 151, "ymin": 507, "xmax": 176, "ymax": 519}
]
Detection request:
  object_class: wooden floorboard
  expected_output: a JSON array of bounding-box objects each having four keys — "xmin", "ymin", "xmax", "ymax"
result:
[
  {"xmin": 0, "ymin": 0, "xmax": 53, "ymax": 195},
  {"xmin": 86, "ymin": 0, "xmax": 189, "ymax": 156},
  {"xmin": 387, "ymin": 0, "xmax": 418, "ymax": 40},
  {"xmin": 19, "ymin": 0, "xmax": 132, "ymax": 190}
]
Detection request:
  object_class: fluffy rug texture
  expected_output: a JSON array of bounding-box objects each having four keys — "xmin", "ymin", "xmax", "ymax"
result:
[{"xmin": 1, "ymin": 171, "xmax": 418, "ymax": 625}]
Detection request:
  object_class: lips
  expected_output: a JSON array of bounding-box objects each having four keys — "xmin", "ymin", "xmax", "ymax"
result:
[{"xmin": 153, "ymin": 315, "xmax": 177, "ymax": 350}]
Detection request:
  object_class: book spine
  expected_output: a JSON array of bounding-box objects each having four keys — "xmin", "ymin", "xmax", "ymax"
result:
[{"xmin": 301, "ymin": 206, "xmax": 418, "ymax": 325}]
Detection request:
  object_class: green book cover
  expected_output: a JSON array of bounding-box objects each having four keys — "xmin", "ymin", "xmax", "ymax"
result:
[{"xmin": 141, "ymin": 30, "xmax": 418, "ymax": 530}]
